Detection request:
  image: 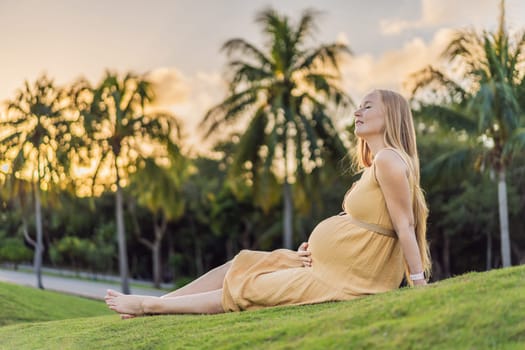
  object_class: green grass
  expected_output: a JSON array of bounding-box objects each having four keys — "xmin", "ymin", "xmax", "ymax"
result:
[
  {"xmin": 1, "ymin": 266, "xmax": 524, "ymax": 349},
  {"xmin": 0, "ymin": 281, "xmax": 111, "ymax": 326}
]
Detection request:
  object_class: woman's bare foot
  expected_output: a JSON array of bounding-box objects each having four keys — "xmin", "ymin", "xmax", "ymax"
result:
[
  {"xmin": 104, "ymin": 289, "xmax": 155, "ymax": 316},
  {"xmin": 120, "ymin": 313, "xmax": 136, "ymax": 320},
  {"xmin": 103, "ymin": 290, "xmax": 134, "ymax": 319}
]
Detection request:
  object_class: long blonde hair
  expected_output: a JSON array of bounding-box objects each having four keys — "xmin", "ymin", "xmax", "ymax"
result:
[{"xmin": 353, "ymin": 89, "xmax": 431, "ymax": 284}]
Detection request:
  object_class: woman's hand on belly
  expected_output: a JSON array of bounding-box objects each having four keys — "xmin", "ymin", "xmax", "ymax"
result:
[
  {"xmin": 413, "ymin": 279, "xmax": 427, "ymax": 287},
  {"xmin": 297, "ymin": 242, "xmax": 312, "ymax": 267}
]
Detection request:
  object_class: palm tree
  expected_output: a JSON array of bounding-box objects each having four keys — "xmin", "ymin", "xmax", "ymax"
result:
[
  {"xmin": 409, "ymin": 0, "xmax": 525, "ymax": 267},
  {"xmin": 129, "ymin": 138, "xmax": 192, "ymax": 288},
  {"xmin": 202, "ymin": 8, "xmax": 353, "ymax": 249},
  {"xmin": 0, "ymin": 75, "xmax": 74, "ymax": 288},
  {"xmin": 75, "ymin": 71, "xmax": 179, "ymax": 293}
]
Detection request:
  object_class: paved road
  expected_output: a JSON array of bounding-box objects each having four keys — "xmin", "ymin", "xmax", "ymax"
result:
[{"xmin": 0, "ymin": 268, "xmax": 169, "ymax": 300}]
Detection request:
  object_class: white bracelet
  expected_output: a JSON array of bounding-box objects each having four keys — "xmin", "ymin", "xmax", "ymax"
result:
[{"xmin": 410, "ymin": 272, "xmax": 425, "ymax": 281}]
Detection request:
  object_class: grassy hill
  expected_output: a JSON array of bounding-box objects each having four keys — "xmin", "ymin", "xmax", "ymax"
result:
[
  {"xmin": 0, "ymin": 265, "xmax": 524, "ymax": 349},
  {"xmin": 0, "ymin": 281, "xmax": 111, "ymax": 326}
]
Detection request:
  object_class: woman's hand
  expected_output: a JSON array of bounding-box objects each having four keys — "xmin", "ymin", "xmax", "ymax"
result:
[{"xmin": 297, "ymin": 242, "xmax": 312, "ymax": 267}]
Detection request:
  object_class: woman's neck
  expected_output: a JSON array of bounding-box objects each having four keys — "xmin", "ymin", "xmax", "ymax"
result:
[{"xmin": 365, "ymin": 136, "xmax": 387, "ymax": 160}]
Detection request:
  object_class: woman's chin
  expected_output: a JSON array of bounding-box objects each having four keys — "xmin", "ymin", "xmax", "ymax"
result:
[{"xmin": 354, "ymin": 128, "xmax": 365, "ymax": 137}]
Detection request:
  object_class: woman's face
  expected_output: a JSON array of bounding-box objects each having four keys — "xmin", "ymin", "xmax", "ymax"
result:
[{"xmin": 353, "ymin": 90, "xmax": 386, "ymax": 138}]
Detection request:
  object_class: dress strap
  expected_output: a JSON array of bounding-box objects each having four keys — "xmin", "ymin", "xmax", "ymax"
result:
[{"xmin": 338, "ymin": 212, "xmax": 396, "ymax": 238}]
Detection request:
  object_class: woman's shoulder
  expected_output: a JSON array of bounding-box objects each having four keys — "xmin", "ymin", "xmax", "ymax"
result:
[{"xmin": 373, "ymin": 148, "xmax": 410, "ymax": 180}]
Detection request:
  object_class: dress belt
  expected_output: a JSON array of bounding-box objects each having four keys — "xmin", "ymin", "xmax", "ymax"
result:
[{"xmin": 338, "ymin": 212, "xmax": 397, "ymax": 238}]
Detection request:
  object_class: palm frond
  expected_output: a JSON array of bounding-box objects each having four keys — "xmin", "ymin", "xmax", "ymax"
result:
[
  {"xmin": 227, "ymin": 60, "xmax": 273, "ymax": 86},
  {"xmin": 407, "ymin": 65, "xmax": 467, "ymax": 103},
  {"xmin": 508, "ymin": 31, "xmax": 525, "ymax": 83},
  {"xmin": 294, "ymin": 43, "xmax": 351, "ymax": 73},
  {"xmin": 470, "ymin": 83, "xmax": 495, "ymax": 132},
  {"xmin": 443, "ymin": 30, "xmax": 485, "ymax": 74},
  {"xmin": 229, "ymin": 107, "xmax": 268, "ymax": 174},
  {"xmin": 302, "ymin": 73, "xmax": 353, "ymax": 108},
  {"xmin": 11, "ymin": 142, "xmax": 29, "ymax": 173},
  {"xmin": 294, "ymin": 121, "xmax": 306, "ymax": 180},
  {"xmin": 503, "ymin": 128, "xmax": 525, "ymax": 158},
  {"xmin": 0, "ymin": 130, "xmax": 23, "ymax": 147},
  {"xmin": 90, "ymin": 148, "xmax": 112, "ymax": 195},
  {"xmin": 295, "ymin": 112, "xmax": 318, "ymax": 162},
  {"xmin": 422, "ymin": 146, "xmax": 478, "ymax": 186},
  {"xmin": 311, "ymin": 106, "xmax": 347, "ymax": 161},
  {"xmin": 303, "ymin": 72, "xmax": 336, "ymax": 91},
  {"xmin": 263, "ymin": 125, "xmax": 278, "ymax": 173},
  {"xmin": 255, "ymin": 7, "xmax": 286, "ymax": 46},
  {"xmin": 221, "ymin": 38, "xmax": 273, "ymax": 68},
  {"xmin": 6, "ymin": 102, "xmax": 29, "ymax": 117},
  {"xmin": 200, "ymin": 87, "xmax": 261, "ymax": 138},
  {"xmin": 293, "ymin": 8, "xmax": 321, "ymax": 47},
  {"xmin": 252, "ymin": 166, "xmax": 280, "ymax": 214},
  {"xmin": 415, "ymin": 104, "xmax": 477, "ymax": 132},
  {"xmin": 497, "ymin": 82, "xmax": 521, "ymax": 132}
]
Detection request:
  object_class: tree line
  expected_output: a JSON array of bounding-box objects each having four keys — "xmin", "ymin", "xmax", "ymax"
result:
[{"xmin": 1, "ymin": 3, "xmax": 524, "ymax": 291}]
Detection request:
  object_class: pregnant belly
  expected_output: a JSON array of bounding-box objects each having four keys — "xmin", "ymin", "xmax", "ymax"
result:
[{"xmin": 307, "ymin": 216, "xmax": 346, "ymax": 265}]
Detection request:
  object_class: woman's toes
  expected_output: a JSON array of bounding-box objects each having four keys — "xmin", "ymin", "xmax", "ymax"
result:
[{"xmin": 107, "ymin": 289, "xmax": 123, "ymax": 297}]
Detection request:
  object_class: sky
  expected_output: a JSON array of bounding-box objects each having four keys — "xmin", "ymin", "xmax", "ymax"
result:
[{"xmin": 1, "ymin": 0, "xmax": 524, "ymax": 151}]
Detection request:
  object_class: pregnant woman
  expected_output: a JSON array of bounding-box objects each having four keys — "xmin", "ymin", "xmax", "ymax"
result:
[{"xmin": 105, "ymin": 89, "xmax": 431, "ymax": 317}]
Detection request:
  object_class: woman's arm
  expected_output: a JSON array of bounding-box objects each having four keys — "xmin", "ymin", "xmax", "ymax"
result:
[{"xmin": 374, "ymin": 149, "xmax": 426, "ymax": 286}]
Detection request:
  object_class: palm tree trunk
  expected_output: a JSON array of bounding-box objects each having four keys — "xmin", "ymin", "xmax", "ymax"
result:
[
  {"xmin": 152, "ymin": 215, "xmax": 167, "ymax": 289},
  {"xmin": 152, "ymin": 240, "xmax": 161, "ymax": 289},
  {"xmin": 33, "ymin": 182, "xmax": 44, "ymax": 289},
  {"xmin": 497, "ymin": 168, "xmax": 511, "ymax": 267},
  {"xmin": 115, "ymin": 163, "xmax": 130, "ymax": 294},
  {"xmin": 283, "ymin": 181, "xmax": 293, "ymax": 249},
  {"xmin": 189, "ymin": 217, "xmax": 204, "ymax": 276},
  {"xmin": 486, "ymin": 231, "xmax": 492, "ymax": 271},
  {"xmin": 282, "ymin": 127, "xmax": 293, "ymax": 249},
  {"xmin": 442, "ymin": 233, "xmax": 451, "ymax": 278},
  {"xmin": 195, "ymin": 240, "xmax": 204, "ymax": 276},
  {"xmin": 226, "ymin": 237, "xmax": 234, "ymax": 260},
  {"xmin": 167, "ymin": 233, "xmax": 175, "ymax": 284},
  {"xmin": 241, "ymin": 218, "xmax": 252, "ymax": 249}
]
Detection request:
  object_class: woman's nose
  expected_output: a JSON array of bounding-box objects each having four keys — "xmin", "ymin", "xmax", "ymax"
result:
[{"xmin": 354, "ymin": 109, "xmax": 361, "ymax": 117}]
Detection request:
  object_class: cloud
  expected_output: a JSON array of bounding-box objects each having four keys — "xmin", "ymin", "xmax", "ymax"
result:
[
  {"xmin": 146, "ymin": 28, "xmax": 458, "ymax": 152},
  {"xmin": 341, "ymin": 28, "xmax": 455, "ymax": 100},
  {"xmin": 147, "ymin": 67, "xmax": 190, "ymax": 106},
  {"xmin": 380, "ymin": 0, "xmax": 497, "ymax": 35},
  {"xmin": 146, "ymin": 67, "xmax": 228, "ymax": 154},
  {"xmin": 336, "ymin": 32, "xmax": 350, "ymax": 45}
]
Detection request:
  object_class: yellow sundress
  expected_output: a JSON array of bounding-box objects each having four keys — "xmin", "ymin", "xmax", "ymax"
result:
[{"xmin": 222, "ymin": 159, "xmax": 406, "ymax": 312}]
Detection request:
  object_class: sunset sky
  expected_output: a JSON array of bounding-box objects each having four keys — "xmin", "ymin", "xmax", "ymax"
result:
[{"xmin": 1, "ymin": 0, "xmax": 524, "ymax": 150}]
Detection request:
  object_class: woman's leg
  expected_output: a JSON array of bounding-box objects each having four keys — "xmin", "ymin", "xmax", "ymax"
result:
[
  {"xmin": 116, "ymin": 260, "xmax": 232, "ymax": 319},
  {"xmin": 160, "ymin": 261, "xmax": 232, "ymax": 298},
  {"xmin": 105, "ymin": 288, "xmax": 224, "ymax": 315}
]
